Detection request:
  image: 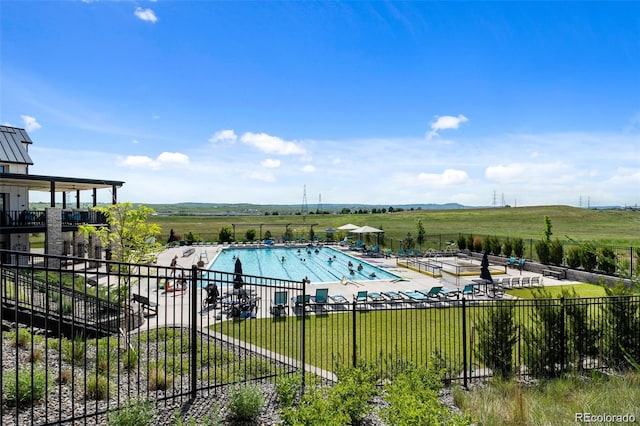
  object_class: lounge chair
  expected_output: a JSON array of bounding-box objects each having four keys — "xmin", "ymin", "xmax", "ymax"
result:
[
  {"xmin": 330, "ymin": 294, "xmax": 349, "ymax": 305},
  {"xmin": 270, "ymin": 291, "xmax": 289, "ymax": 317},
  {"xmin": 382, "ymin": 291, "xmax": 402, "ymax": 301},
  {"xmin": 292, "ymin": 294, "xmax": 312, "ymax": 307},
  {"xmin": 311, "ymin": 288, "xmax": 329, "ymax": 312},
  {"xmin": 419, "ymin": 286, "xmax": 445, "ymax": 298},
  {"xmin": 400, "ymin": 291, "xmax": 428, "ymax": 302},
  {"xmin": 368, "ymin": 292, "xmax": 385, "ymax": 302},
  {"xmin": 460, "ymin": 284, "xmax": 477, "ymax": 298},
  {"xmin": 354, "ymin": 290, "xmax": 368, "ymax": 302}
]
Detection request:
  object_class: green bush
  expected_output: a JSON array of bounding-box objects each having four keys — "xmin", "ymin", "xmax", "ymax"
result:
[
  {"xmin": 108, "ymin": 399, "xmax": 155, "ymax": 426},
  {"xmin": 457, "ymin": 234, "xmax": 467, "ymax": 250},
  {"xmin": 62, "ymin": 336, "xmax": 86, "ymax": 363},
  {"xmin": 598, "ymin": 247, "xmax": 617, "ymax": 274},
  {"xmin": 275, "ymin": 373, "xmax": 303, "ymax": 408},
  {"xmin": 523, "ymin": 289, "xmax": 565, "ymax": 378},
  {"xmin": 331, "ymin": 364, "xmax": 379, "ymax": 424},
  {"xmin": 380, "ymin": 364, "xmax": 472, "ymax": 426},
  {"xmin": 579, "ymin": 242, "xmax": 597, "ymax": 272},
  {"xmin": 513, "ymin": 238, "xmax": 524, "ymax": 258},
  {"xmin": 602, "ymin": 284, "xmax": 640, "ymax": 370},
  {"xmin": 503, "ymin": 238, "xmax": 513, "ymax": 257},
  {"xmin": 535, "ymin": 240, "xmax": 550, "ymax": 264},
  {"xmin": 549, "ymin": 239, "xmax": 564, "ymax": 265},
  {"xmin": 566, "ymin": 246, "xmax": 581, "ymax": 268},
  {"xmin": 122, "ymin": 349, "xmax": 139, "ymax": 371},
  {"xmin": 490, "ymin": 236, "xmax": 502, "ymax": 256},
  {"xmin": 281, "ymin": 386, "xmax": 349, "ymax": 426},
  {"xmin": 4, "ymin": 367, "xmax": 49, "ymax": 407},
  {"xmin": 226, "ymin": 384, "xmax": 265, "ymax": 421},
  {"xmin": 148, "ymin": 368, "xmax": 173, "ymax": 391}
]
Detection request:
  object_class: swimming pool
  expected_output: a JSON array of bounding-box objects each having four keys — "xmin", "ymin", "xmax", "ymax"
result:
[{"xmin": 207, "ymin": 246, "xmax": 400, "ymax": 284}]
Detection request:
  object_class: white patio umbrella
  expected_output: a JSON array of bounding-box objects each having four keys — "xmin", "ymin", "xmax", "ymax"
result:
[
  {"xmin": 338, "ymin": 223, "xmax": 360, "ymax": 231},
  {"xmin": 350, "ymin": 225, "xmax": 384, "ymax": 234}
]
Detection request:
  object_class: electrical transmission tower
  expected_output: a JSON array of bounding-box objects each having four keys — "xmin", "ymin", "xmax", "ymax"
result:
[{"xmin": 301, "ymin": 185, "xmax": 309, "ymax": 220}]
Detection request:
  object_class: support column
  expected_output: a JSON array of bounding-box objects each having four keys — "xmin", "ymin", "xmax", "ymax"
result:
[{"xmin": 45, "ymin": 207, "xmax": 62, "ymax": 269}]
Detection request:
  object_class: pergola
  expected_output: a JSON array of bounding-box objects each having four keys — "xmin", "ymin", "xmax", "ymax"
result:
[{"xmin": 0, "ymin": 172, "xmax": 124, "ymax": 207}]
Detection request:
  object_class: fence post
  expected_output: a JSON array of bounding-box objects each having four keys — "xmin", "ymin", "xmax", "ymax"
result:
[
  {"xmin": 631, "ymin": 246, "xmax": 634, "ymax": 278},
  {"xmin": 191, "ymin": 265, "xmax": 198, "ymax": 399},
  {"xmin": 352, "ymin": 300, "xmax": 357, "ymax": 368},
  {"xmin": 462, "ymin": 297, "xmax": 468, "ymax": 388},
  {"xmin": 301, "ymin": 279, "xmax": 306, "ymax": 391},
  {"xmin": 559, "ymin": 296, "xmax": 565, "ymax": 375}
]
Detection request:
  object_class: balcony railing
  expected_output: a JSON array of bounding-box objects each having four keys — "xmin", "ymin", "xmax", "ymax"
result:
[{"xmin": 0, "ymin": 209, "xmax": 107, "ymax": 228}]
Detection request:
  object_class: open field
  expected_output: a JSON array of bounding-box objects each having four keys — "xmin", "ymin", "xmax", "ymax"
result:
[{"xmin": 146, "ymin": 205, "xmax": 640, "ymax": 246}]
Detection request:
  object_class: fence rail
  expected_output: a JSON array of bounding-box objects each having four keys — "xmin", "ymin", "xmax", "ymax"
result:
[{"xmin": 1, "ymin": 249, "xmax": 639, "ymax": 425}]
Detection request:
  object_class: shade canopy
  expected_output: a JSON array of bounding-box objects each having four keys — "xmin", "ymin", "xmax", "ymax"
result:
[
  {"xmin": 323, "ymin": 227, "xmax": 338, "ymax": 233},
  {"xmin": 338, "ymin": 223, "xmax": 360, "ymax": 230},
  {"xmin": 351, "ymin": 225, "xmax": 384, "ymax": 234}
]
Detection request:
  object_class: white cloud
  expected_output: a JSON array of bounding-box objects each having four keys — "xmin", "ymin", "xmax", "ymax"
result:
[
  {"xmin": 248, "ymin": 171, "xmax": 276, "ymax": 182},
  {"xmin": 485, "ymin": 162, "xmax": 572, "ymax": 184},
  {"xmin": 417, "ymin": 169, "xmax": 469, "ymax": 186},
  {"xmin": 21, "ymin": 115, "xmax": 41, "ymax": 132},
  {"xmin": 301, "ymin": 164, "xmax": 315, "ymax": 173},
  {"xmin": 134, "ymin": 7, "xmax": 158, "ymax": 23},
  {"xmin": 240, "ymin": 132, "xmax": 306, "ymax": 155},
  {"xmin": 261, "ymin": 158, "xmax": 281, "ymax": 168},
  {"xmin": 117, "ymin": 152, "xmax": 189, "ymax": 170},
  {"xmin": 209, "ymin": 129, "xmax": 238, "ymax": 143},
  {"xmin": 132, "ymin": 139, "xmax": 139, "ymax": 144},
  {"xmin": 427, "ymin": 114, "xmax": 468, "ymax": 139}
]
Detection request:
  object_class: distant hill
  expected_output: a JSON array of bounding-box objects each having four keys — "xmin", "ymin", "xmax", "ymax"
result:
[{"xmin": 142, "ymin": 202, "xmax": 468, "ymax": 216}]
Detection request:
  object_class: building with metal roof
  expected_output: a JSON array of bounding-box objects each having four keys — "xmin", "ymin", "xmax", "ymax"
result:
[{"xmin": 0, "ymin": 126, "xmax": 125, "ymax": 258}]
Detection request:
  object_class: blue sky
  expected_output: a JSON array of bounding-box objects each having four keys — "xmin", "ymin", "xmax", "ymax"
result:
[{"xmin": 1, "ymin": 1, "xmax": 638, "ymax": 207}]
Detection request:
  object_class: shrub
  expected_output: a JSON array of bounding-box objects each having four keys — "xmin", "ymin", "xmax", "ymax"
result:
[
  {"xmin": 6, "ymin": 328, "xmax": 32, "ymax": 348},
  {"xmin": 466, "ymin": 234, "xmax": 474, "ymax": 252},
  {"xmin": 218, "ymin": 226, "xmax": 233, "ymax": 243},
  {"xmin": 122, "ymin": 349, "xmax": 139, "ymax": 371},
  {"xmin": 476, "ymin": 302, "xmax": 518, "ymax": 380},
  {"xmin": 457, "ymin": 234, "xmax": 466, "ymax": 250},
  {"xmin": 4, "ymin": 367, "xmax": 49, "ymax": 407},
  {"xmin": 86, "ymin": 373, "xmax": 110, "ymax": 400},
  {"xmin": 523, "ymin": 289, "xmax": 565, "ymax": 378},
  {"xmin": 331, "ymin": 364, "xmax": 379, "ymax": 424},
  {"xmin": 226, "ymin": 384, "xmax": 265, "ymax": 421},
  {"xmin": 27, "ymin": 347, "xmax": 43, "ymax": 363},
  {"xmin": 148, "ymin": 368, "xmax": 173, "ymax": 391},
  {"xmin": 503, "ymin": 238, "xmax": 513, "ymax": 257},
  {"xmin": 281, "ymin": 386, "xmax": 349, "ymax": 425},
  {"xmin": 598, "ymin": 247, "xmax": 617, "ymax": 274},
  {"xmin": 549, "ymin": 239, "xmax": 564, "ymax": 265},
  {"xmin": 380, "ymin": 364, "xmax": 473, "ymax": 426},
  {"xmin": 566, "ymin": 246, "xmax": 581, "ymax": 268},
  {"xmin": 513, "ymin": 238, "xmax": 524, "ymax": 258},
  {"xmin": 602, "ymin": 284, "xmax": 640, "ymax": 370},
  {"xmin": 473, "ymin": 236, "xmax": 483, "ymax": 252},
  {"xmin": 275, "ymin": 373, "xmax": 303, "ymax": 408},
  {"xmin": 490, "ymin": 236, "xmax": 502, "ymax": 256},
  {"xmin": 535, "ymin": 240, "xmax": 550, "ymax": 264},
  {"xmin": 56, "ymin": 369, "xmax": 72, "ymax": 385},
  {"xmin": 482, "ymin": 237, "xmax": 491, "ymax": 254},
  {"xmin": 62, "ymin": 336, "xmax": 86, "ymax": 363},
  {"xmin": 108, "ymin": 398, "xmax": 155, "ymax": 426},
  {"xmin": 579, "ymin": 242, "xmax": 598, "ymax": 272}
]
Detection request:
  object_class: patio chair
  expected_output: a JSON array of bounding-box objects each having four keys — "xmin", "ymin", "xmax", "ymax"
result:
[
  {"xmin": 270, "ymin": 291, "xmax": 289, "ymax": 317},
  {"xmin": 460, "ymin": 284, "xmax": 477, "ymax": 298}
]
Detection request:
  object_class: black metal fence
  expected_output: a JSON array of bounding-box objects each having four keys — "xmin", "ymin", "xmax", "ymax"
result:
[{"xmin": 1, "ymin": 249, "xmax": 639, "ymax": 425}]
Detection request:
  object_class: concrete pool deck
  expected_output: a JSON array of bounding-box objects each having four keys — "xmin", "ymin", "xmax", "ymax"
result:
[{"xmin": 136, "ymin": 244, "xmax": 579, "ymax": 330}]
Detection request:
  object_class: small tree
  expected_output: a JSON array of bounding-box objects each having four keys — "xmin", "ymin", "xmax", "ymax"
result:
[
  {"xmin": 549, "ymin": 239, "xmax": 564, "ymax": 265},
  {"xmin": 535, "ymin": 240, "xmax": 550, "ymax": 264},
  {"xmin": 598, "ymin": 247, "xmax": 616, "ymax": 274},
  {"xmin": 513, "ymin": 237, "xmax": 525, "ymax": 258},
  {"xmin": 503, "ymin": 237, "xmax": 513, "ymax": 257},
  {"xmin": 566, "ymin": 246, "xmax": 581, "ymax": 268},
  {"xmin": 456, "ymin": 234, "xmax": 466, "ymax": 250},
  {"xmin": 416, "ymin": 219, "xmax": 426, "ymax": 250},
  {"xmin": 167, "ymin": 228, "xmax": 178, "ymax": 244},
  {"xmin": 402, "ymin": 232, "xmax": 415, "ymax": 251},
  {"xmin": 264, "ymin": 230, "xmax": 272, "ymax": 240},
  {"xmin": 543, "ymin": 215, "xmax": 553, "ymax": 242},
  {"xmin": 476, "ymin": 302, "xmax": 518, "ymax": 379},
  {"xmin": 579, "ymin": 242, "xmax": 597, "ymax": 272}
]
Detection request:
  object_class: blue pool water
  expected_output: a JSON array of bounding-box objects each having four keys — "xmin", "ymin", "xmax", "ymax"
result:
[{"xmin": 207, "ymin": 246, "xmax": 400, "ymax": 284}]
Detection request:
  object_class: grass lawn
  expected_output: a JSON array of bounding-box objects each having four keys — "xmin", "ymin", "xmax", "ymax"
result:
[
  {"xmin": 506, "ymin": 283, "xmax": 609, "ymax": 298},
  {"xmin": 456, "ymin": 372, "xmax": 640, "ymax": 425}
]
